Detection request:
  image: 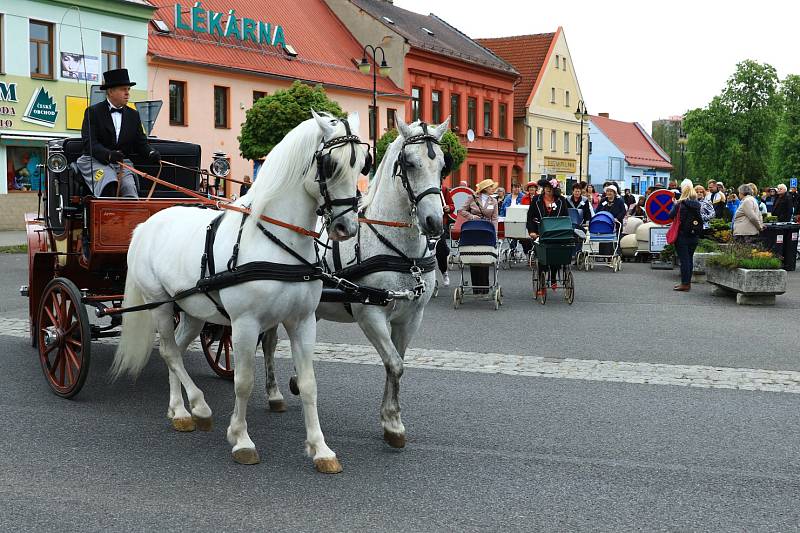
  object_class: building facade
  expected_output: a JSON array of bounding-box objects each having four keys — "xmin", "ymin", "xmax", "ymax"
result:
[
  {"xmin": 325, "ymin": 0, "xmax": 524, "ymax": 190},
  {"xmin": 479, "ymin": 28, "xmax": 588, "ymax": 188},
  {"xmin": 0, "ymin": 0, "xmax": 153, "ymax": 228},
  {"xmin": 146, "ymin": 0, "xmax": 406, "ymax": 193},
  {"xmin": 588, "ymin": 114, "xmax": 673, "ymax": 194}
]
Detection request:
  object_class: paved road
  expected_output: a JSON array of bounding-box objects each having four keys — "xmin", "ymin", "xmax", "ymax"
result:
[{"xmin": 2, "ymin": 337, "xmax": 799, "ymax": 532}]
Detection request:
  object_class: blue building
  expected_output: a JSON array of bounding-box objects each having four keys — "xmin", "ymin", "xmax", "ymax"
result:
[{"xmin": 588, "ymin": 114, "xmax": 673, "ymax": 194}]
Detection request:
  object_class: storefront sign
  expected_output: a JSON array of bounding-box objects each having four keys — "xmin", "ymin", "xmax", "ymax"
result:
[
  {"xmin": 174, "ymin": 3, "xmax": 286, "ymax": 48},
  {"xmin": 23, "ymin": 87, "xmax": 58, "ymax": 128},
  {"xmin": 0, "ymin": 82, "xmax": 18, "ymax": 102},
  {"xmin": 543, "ymin": 157, "xmax": 576, "ymax": 174},
  {"xmin": 643, "ymin": 169, "xmax": 657, "ymax": 176}
]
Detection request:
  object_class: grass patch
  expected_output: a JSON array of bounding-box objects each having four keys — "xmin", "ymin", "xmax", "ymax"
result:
[{"xmin": 0, "ymin": 244, "xmax": 27, "ymax": 254}]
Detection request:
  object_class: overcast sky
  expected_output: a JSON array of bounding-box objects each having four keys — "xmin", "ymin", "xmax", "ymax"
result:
[{"xmin": 394, "ymin": 0, "xmax": 800, "ymax": 132}]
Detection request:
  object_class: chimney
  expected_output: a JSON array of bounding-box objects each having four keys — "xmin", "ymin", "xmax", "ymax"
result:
[{"xmin": 599, "ymin": 113, "xmax": 609, "ymax": 118}]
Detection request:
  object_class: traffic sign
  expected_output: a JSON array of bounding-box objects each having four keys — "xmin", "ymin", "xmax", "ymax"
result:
[
  {"xmin": 645, "ymin": 189, "xmax": 675, "ymax": 225},
  {"xmin": 448, "ymin": 185, "xmax": 474, "ymax": 221},
  {"xmin": 791, "ymin": 177, "xmax": 798, "ymax": 189}
]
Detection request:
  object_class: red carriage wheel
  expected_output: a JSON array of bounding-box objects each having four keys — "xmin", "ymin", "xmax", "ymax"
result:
[
  {"xmin": 36, "ymin": 278, "xmax": 91, "ymax": 398},
  {"xmin": 200, "ymin": 325, "xmax": 234, "ymax": 380}
]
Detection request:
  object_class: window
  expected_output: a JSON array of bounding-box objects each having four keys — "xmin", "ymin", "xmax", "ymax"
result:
[
  {"xmin": 29, "ymin": 20, "xmax": 53, "ymax": 79},
  {"xmin": 253, "ymin": 90, "xmax": 267, "ymax": 103},
  {"xmin": 550, "ymin": 130, "xmax": 557, "ymax": 152},
  {"xmin": 536, "ymin": 128, "xmax": 543, "ymax": 150},
  {"xmin": 101, "ymin": 33, "xmax": 122, "ymax": 73},
  {"xmin": 411, "ymin": 87, "xmax": 422, "ymax": 121},
  {"xmin": 467, "ymin": 97, "xmax": 476, "ymax": 132},
  {"xmin": 499, "ymin": 166, "xmax": 507, "ymax": 184},
  {"xmin": 168, "ymin": 80, "xmax": 186, "ymax": 126},
  {"xmin": 0, "ymin": 15, "xmax": 4, "ymax": 74},
  {"xmin": 576, "ymin": 134, "xmax": 582, "ymax": 155},
  {"xmin": 450, "ymin": 94, "xmax": 460, "ymax": 131},
  {"xmin": 7, "ymin": 146, "xmax": 45, "ymax": 192},
  {"xmin": 499, "ymin": 103, "xmax": 507, "ymax": 138},
  {"xmin": 468, "ymin": 164, "xmax": 477, "ymax": 187},
  {"xmin": 564, "ymin": 132, "xmax": 570, "ymax": 153},
  {"xmin": 565, "ymin": 90, "xmax": 570, "ymax": 107},
  {"xmin": 387, "ymin": 108, "xmax": 396, "ymax": 132},
  {"xmin": 483, "ymin": 100, "xmax": 492, "ymax": 136},
  {"xmin": 563, "ymin": 58, "xmax": 567, "ymax": 71},
  {"xmin": 484, "ymin": 165, "xmax": 493, "ymax": 180},
  {"xmin": 550, "ymin": 87, "xmax": 556, "ymax": 104},
  {"xmin": 555, "ymin": 55, "xmax": 559, "ymax": 69},
  {"xmin": 431, "ymin": 90, "xmax": 441, "ymax": 124},
  {"xmin": 214, "ymin": 86, "xmax": 229, "ymax": 128},
  {"xmin": 369, "ymin": 105, "xmax": 377, "ymax": 140}
]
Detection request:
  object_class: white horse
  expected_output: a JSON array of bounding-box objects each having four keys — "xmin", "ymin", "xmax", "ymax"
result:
[
  {"xmin": 262, "ymin": 116, "xmax": 449, "ymax": 448},
  {"xmin": 111, "ymin": 111, "xmax": 367, "ymax": 473}
]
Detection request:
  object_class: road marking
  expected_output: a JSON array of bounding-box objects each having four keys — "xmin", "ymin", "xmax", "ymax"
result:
[{"xmin": 6, "ymin": 318, "xmax": 800, "ymax": 394}]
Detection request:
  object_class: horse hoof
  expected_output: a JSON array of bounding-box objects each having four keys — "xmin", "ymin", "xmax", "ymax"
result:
[
  {"xmin": 314, "ymin": 457, "xmax": 343, "ymax": 474},
  {"xmin": 383, "ymin": 430, "xmax": 406, "ymax": 449},
  {"xmin": 268, "ymin": 399, "xmax": 288, "ymax": 412},
  {"xmin": 172, "ymin": 417, "xmax": 196, "ymax": 432},
  {"xmin": 232, "ymin": 448, "xmax": 260, "ymax": 465},
  {"xmin": 193, "ymin": 416, "xmax": 213, "ymax": 432}
]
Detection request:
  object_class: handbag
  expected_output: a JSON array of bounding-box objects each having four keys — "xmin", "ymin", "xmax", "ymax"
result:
[{"xmin": 666, "ymin": 203, "xmax": 681, "ymax": 245}]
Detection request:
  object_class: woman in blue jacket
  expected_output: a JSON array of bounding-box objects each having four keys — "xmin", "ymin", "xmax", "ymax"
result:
[{"xmin": 499, "ymin": 182, "xmax": 525, "ymax": 217}]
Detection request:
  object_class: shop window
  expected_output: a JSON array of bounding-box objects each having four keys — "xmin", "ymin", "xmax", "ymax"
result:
[
  {"xmin": 214, "ymin": 86, "xmax": 229, "ymax": 128},
  {"xmin": 387, "ymin": 108, "xmax": 396, "ymax": 132},
  {"xmin": 484, "ymin": 165, "xmax": 493, "ymax": 180},
  {"xmin": 253, "ymin": 90, "xmax": 267, "ymax": 103},
  {"xmin": 169, "ymin": 81, "xmax": 186, "ymax": 126},
  {"xmin": 431, "ymin": 90, "xmax": 441, "ymax": 124},
  {"xmin": 411, "ymin": 87, "xmax": 422, "ymax": 121},
  {"xmin": 536, "ymin": 128, "xmax": 543, "ymax": 150},
  {"xmin": 564, "ymin": 132, "xmax": 570, "ymax": 153},
  {"xmin": 468, "ymin": 164, "xmax": 477, "ymax": 187},
  {"xmin": 450, "ymin": 94, "xmax": 460, "ymax": 131},
  {"xmin": 30, "ymin": 20, "xmax": 54, "ymax": 79},
  {"xmin": 550, "ymin": 129, "xmax": 557, "ymax": 152},
  {"xmin": 6, "ymin": 146, "xmax": 45, "ymax": 192},
  {"xmin": 499, "ymin": 103, "xmax": 507, "ymax": 138},
  {"xmin": 467, "ymin": 97, "xmax": 476, "ymax": 132},
  {"xmin": 101, "ymin": 33, "xmax": 122, "ymax": 73},
  {"xmin": 483, "ymin": 100, "xmax": 492, "ymax": 136}
]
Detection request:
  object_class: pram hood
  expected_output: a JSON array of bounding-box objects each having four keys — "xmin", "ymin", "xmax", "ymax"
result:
[
  {"xmin": 589, "ymin": 211, "xmax": 616, "ymax": 234},
  {"xmin": 459, "ymin": 220, "xmax": 497, "ymax": 246},
  {"xmin": 539, "ymin": 216, "xmax": 575, "ymax": 243}
]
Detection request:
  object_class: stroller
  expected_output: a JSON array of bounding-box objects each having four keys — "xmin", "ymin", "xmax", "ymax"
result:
[
  {"xmin": 577, "ymin": 211, "xmax": 623, "ymax": 272},
  {"xmin": 530, "ymin": 216, "xmax": 576, "ymax": 305},
  {"xmin": 453, "ymin": 220, "xmax": 503, "ymax": 310}
]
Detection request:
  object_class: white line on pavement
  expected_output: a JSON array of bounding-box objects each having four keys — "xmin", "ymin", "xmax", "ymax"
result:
[{"xmin": 5, "ymin": 318, "xmax": 800, "ymax": 394}]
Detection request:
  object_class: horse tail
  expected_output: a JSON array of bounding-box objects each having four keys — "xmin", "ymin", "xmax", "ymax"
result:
[{"xmin": 110, "ymin": 272, "xmax": 155, "ymax": 381}]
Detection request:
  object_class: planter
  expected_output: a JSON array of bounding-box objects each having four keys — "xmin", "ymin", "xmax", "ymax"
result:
[
  {"xmin": 691, "ymin": 252, "xmax": 722, "ymax": 282},
  {"xmin": 706, "ymin": 265, "xmax": 787, "ymax": 305}
]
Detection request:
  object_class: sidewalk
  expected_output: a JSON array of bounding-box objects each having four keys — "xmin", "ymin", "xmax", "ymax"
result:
[{"xmin": 0, "ymin": 231, "xmax": 26, "ymax": 247}]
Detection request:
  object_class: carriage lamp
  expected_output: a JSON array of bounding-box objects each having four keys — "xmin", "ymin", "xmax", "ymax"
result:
[
  {"xmin": 46, "ymin": 151, "xmax": 68, "ymax": 174},
  {"xmin": 210, "ymin": 152, "xmax": 230, "ymax": 178}
]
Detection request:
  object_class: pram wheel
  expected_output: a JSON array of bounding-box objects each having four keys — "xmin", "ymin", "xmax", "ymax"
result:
[
  {"xmin": 493, "ymin": 287, "xmax": 502, "ymax": 310},
  {"xmin": 432, "ymin": 279, "xmax": 439, "ymax": 298},
  {"xmin": 453, "ymin": 287, "xmax": 463, "ymax": 309},
  {"xmin": 532, "ymin": 269, "xmax": 547, "ymax": 304},
  {"xmin": 564, "ymin": 268, "xmax": 575, "ymax": 304}
]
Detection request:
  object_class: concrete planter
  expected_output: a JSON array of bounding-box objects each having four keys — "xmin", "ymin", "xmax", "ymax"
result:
[
  {"xmin": 691, "ymin": 252, "xmax": 722, "ymax": 282},
  {"xmin": 707, "ymin": 265, "xmax": 787, "ymax": 305}
]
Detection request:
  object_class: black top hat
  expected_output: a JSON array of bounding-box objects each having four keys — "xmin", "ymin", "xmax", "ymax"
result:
[{"xmin": 100, "ymin": 68, "xmax": 137, "ymax": 90}]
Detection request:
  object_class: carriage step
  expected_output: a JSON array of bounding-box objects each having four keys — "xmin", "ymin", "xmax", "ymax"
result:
[{"xmin": 19, "ymin": 285, "xmax": 28, "ymax": 297}]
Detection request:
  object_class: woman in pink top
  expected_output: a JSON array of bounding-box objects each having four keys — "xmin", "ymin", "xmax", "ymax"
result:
[{"xmin": 586, "ymin": 184, "xmax": 601, "ymax": 211}]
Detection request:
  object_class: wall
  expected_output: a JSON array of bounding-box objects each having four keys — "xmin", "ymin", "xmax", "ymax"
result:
[
  {"xmin": 525, "ymin": 29, "xmax": 588, "ymax": 185},
  {"xmin": 147, "ymin": 60, "xmax": 406, "ymax": 192},
  {"xmin": 587, "ymin": 123, "xmax": 623, "ymax": 185}
]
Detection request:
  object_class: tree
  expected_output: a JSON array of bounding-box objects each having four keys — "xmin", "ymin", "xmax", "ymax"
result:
[
  {"xmin": 684, "ymin": 60, "xmax": 780, "ymax": 187},
  {"xmin": 375, "ymin": 128, "xmax": 467, "ymax": 175},
  {"xmin": 771, "ymin": 74, "xmax": 800, "ymax": 183},
  {"xmin": 238, "ymin": 81, "xmax": 345, "ymax": 161}
]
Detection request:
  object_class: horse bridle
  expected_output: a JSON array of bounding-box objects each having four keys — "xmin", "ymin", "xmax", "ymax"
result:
[
  {"xmin": 314, "ymin": 118, "xmax": 370, "ymax": 227},
  {"xmin": 392, "ymin": 123, "xmax": 448, "ymax": 224}
]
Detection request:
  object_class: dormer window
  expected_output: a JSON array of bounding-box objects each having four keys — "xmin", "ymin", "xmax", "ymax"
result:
[
  {"xmin": 421, "ymin": 27, "xmax": 434, "ymax": 36},
  {"xmin": 382, "ymin": 16, "xmax": 395, "ymax": 24}
]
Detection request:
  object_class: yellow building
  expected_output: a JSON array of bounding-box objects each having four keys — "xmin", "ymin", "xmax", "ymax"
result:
[{"xmin": 478, "ymin": 27, "xmax": 588, "ymax": 187}]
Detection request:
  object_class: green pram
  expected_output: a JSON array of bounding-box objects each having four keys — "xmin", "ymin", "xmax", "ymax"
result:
[{"xmin": 531, "ymin": 216, "xmax": 576, "ymax": 305}]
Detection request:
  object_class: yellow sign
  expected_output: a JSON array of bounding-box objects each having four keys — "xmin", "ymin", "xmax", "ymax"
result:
[
  {"xmin": 94, "ymin": 169, "xmax": 104, "ymax": 181},
  {"xmin": 66, "ymin": 95, "xmax": 89, "ymax": 130},
  {"xmin": 544, "ymin": 157, "xmax": 577, "ymax": 174}
]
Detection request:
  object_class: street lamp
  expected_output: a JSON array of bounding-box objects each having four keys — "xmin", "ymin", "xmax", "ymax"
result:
[
  {"xmin": 358, "ymin": 45, "xmax": 391, "ymax": 174},
  {"xmin": 574, "ymin": 100, "xmax": 589, "ymax": 182},
  {"xmin": 677, "ymin": 125, "xmax": 688, "ymax": 180}
]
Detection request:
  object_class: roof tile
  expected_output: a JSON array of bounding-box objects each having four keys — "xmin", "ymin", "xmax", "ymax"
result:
[{"xmin": 147, "ymin": 0, "xmax": 402, "ymax": 95}]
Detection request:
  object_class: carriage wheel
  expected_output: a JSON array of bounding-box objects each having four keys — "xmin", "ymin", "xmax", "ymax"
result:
[
  {"xmin": 37, "ymin": 278, "xmax": 91, "ymax": 398},
  {"xmin": 453, "ymin": 287, "xmax": 463, "ymax": 309},
  {"xmin": 564, "ymin": 269, "xmax": 575, "ymax": 305},
  {"xmin": 200, "ymin": 325, "xmax": 234, "ymax": 380}
]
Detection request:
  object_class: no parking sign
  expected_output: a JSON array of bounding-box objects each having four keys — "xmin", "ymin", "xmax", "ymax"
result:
[{"xmin": 645, "ymin": 189, "xmax": 675, "ymax": 225}]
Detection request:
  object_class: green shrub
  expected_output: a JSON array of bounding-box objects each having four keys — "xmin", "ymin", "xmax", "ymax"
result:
[
  {"xmin": 696, "ymin": 239, "xmax": 720, "ymax": 253},
  {"xmin": 706, "ymin": 243, "xmax": 783, "ymax": 270},
  {"xmin": 660, "ymin": 244, "xmax": 675, "ymax": 261}
]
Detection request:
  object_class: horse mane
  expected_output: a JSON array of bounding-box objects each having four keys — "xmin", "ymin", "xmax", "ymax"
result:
[{"xmin": 241, "ymin": 117, "xmax": 323, "ymax": 219}]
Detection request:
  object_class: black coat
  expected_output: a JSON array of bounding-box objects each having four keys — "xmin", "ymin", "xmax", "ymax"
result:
[
  {"xmin": 81, "ymin": 100, "xmax": 153, "ymax": 164},
  {"xmin": 596, "ymin": 196, "xmax": 627, "ymax": 223},
  {"xmin": 772, "ymin": 193, "xmax": 793, "ymax": 222},
  {"xmin": 526, "ymin": 195, "xmax": 569, "ymax": 234}
]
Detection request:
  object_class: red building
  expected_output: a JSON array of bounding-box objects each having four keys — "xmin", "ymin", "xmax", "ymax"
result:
[{"xmin": 325, "ymin": 0, "xmax": 525, "ymax": 189}]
